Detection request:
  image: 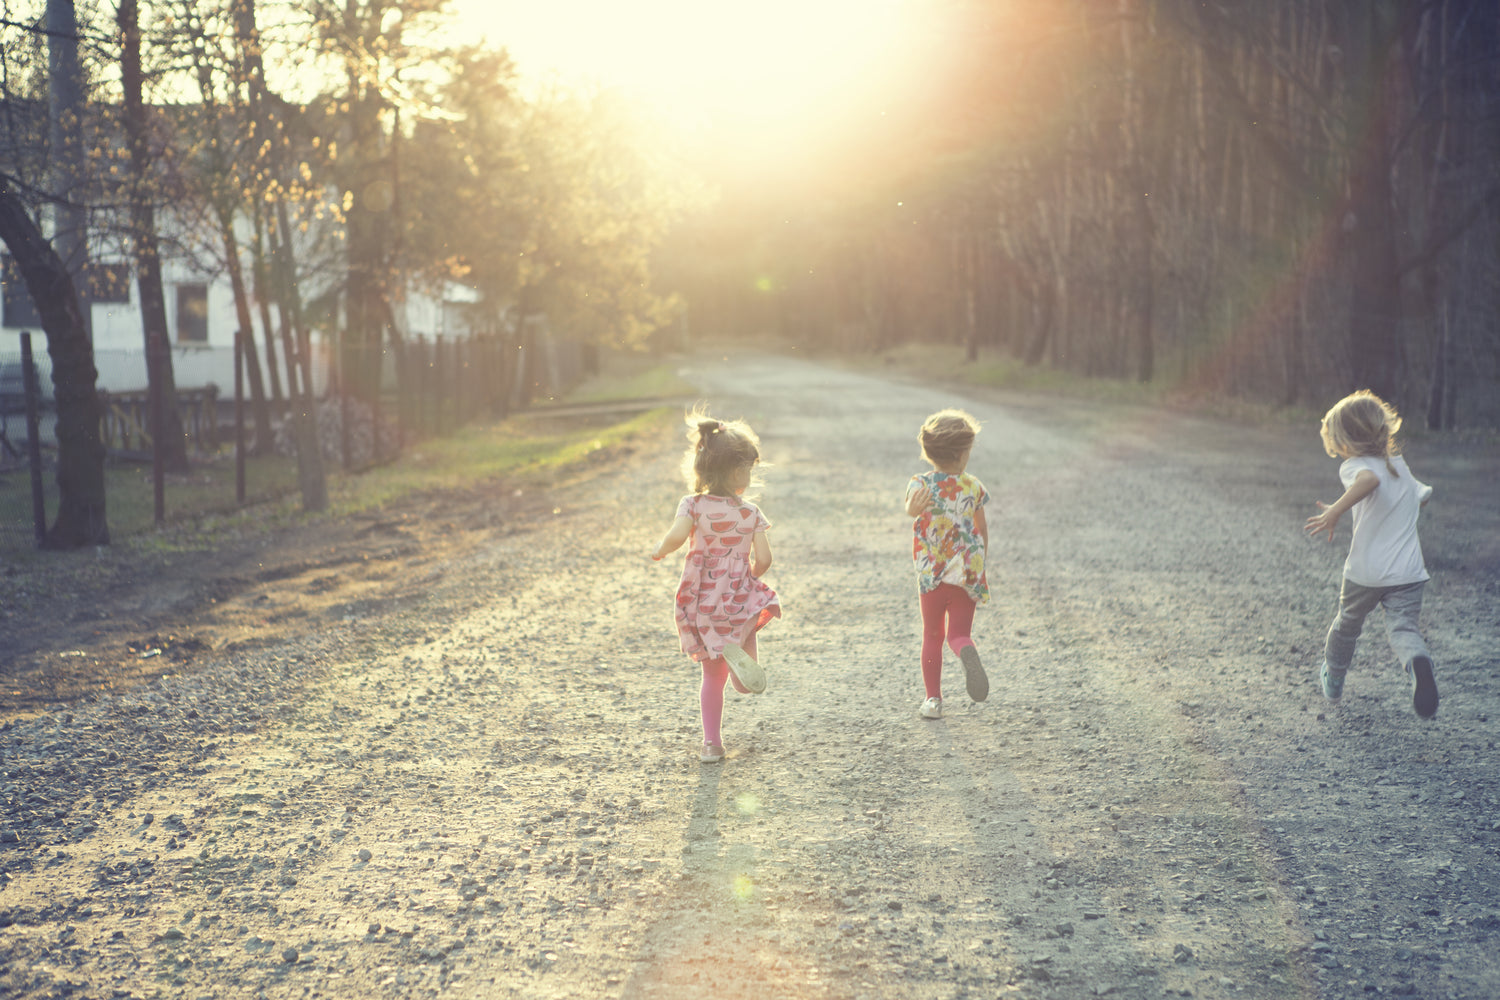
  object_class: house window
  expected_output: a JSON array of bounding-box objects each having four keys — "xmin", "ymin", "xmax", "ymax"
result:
[
  {"xmin": 176, "ymin": 283, "xmax": 208, "ymax": 343},
  {"xmin": 86, "ymin": 262, "xmax": 132, "ymax": 304},
  {"xmin": 1, "ymin": 255, "xmax": 42, "ymax": 329}
]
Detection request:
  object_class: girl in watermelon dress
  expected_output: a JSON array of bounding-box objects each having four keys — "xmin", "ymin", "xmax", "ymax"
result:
[{"xmin": 651, "ymin": 411, "xmax": 781, "ymax": 763}]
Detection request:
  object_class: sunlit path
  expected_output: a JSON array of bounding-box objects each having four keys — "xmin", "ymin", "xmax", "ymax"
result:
[{"xmin": 1, "ymin": 352, "xmax": 1495, "ymax": 1000}]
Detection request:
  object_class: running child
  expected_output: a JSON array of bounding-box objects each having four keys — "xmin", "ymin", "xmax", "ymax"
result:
[
  {"xmin": 1304, "ymin": 390, "xmax": 1438, "ymax": 717},
  {"xmin": 651, "ymin": 410, "xmax": 781, "ymax": 761},
  {"xmin": 904, "ymin": 408, "xmax": 990, "ymax": 719}
]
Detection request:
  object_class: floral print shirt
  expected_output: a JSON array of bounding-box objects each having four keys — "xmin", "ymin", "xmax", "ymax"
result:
[{"xmin": 906, "ymin": 470, "xmax": 989, "ymax": 604}]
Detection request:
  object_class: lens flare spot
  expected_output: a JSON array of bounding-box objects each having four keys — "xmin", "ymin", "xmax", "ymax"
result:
[
  {"xmin": 754, "ymin": 276, "xmax": 775, "ymax": 293},
  {"xmin": 732, "ymin": 875, "xmax": 755, "ymax": 901},
  {"xmin": 735, "ymin": 792, "xmax": 760, "ymax": 815}
]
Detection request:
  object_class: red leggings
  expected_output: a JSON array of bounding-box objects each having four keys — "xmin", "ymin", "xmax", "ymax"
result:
[
  {"xmin": 920, "ymin": 583, "xmax": 976, "ymax": 699},
  {"xmin": 700, "ymin": 630, "xmax": 757, "ymax": 746}
]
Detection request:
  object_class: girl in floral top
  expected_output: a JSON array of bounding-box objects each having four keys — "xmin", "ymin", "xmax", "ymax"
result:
[
  {"xmin": 904, "ymin": 409, "xmax": 989, "ymax": 719},
  {"xmin": 652, "ymin": 410, "xmax": 781, "ymax": 762}
]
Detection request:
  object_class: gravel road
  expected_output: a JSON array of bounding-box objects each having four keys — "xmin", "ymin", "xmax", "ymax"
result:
[{"xmin": 1, "ymin": 351, "xmax": 1497, "ymax": 1000}]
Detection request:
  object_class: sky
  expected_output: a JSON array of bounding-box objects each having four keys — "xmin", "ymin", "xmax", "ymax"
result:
[
  {"xmin": 439, "ymin": 0, "xmax": 946, "ymax": 198},
  {"xmin": 444, "ymin": 0, "xmax": 921, "ymax": 129}
]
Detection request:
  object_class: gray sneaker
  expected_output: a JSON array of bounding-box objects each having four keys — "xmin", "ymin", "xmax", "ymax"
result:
[
  {"xmin": 1320, "ymin": 660, "xmax": 1346, "ymax": 700},
  {"xmin": 1408, "ymin": 656, "xmax": 1439, "ymax": 719},
  {"xmin": 960, "ymin": 645, "xmax": 989, "ymax": 702},
  {"xmin": 721, "ymin": 643, "xmax": 766, "ymax": 694}
]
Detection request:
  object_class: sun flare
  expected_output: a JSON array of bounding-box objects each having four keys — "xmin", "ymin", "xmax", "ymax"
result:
[{"xmin": 450, "ymin": 0, "xmax": 914, "ymax": 126}]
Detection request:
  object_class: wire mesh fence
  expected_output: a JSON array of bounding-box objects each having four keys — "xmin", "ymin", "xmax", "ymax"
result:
[{"xmin": 0, "ymin": 329, "xmax": 591, "ymax": 550}]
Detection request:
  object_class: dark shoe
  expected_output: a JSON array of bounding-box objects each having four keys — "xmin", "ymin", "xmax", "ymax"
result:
[
  {"xmin": 960, "ymin": 645, "xmax": 989, "ymax": 702},
  {"xmin": 1320, "ymin": 660, "xmax": 1346, "ymax": 700},
  {"xmin": 1409, "ymin": 656, "xmax": 1439, "ymax": 719}
]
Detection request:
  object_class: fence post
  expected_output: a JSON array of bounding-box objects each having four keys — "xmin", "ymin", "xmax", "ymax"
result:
[
  {"xmin": 235, "ymin": 328, "xmax": 246, "ymax": 504},
  {"xmin": 434, "ymin": 335, "xmax": 446, "ymax": 433},
  {"xmin": 206, "ymin": 385, "xmax": 219, "ymax": 451},
  {"xmin": 20, "ymin": 332, "xmax": 46, "ymax": 544},
  {"xmin": 396, "ymin": 337, "xmax": 410, "ymax": 447},
  {"xmin": 371, "ymin": 334, "xmax": 384, "ymax": 467},
  {"xmin": 339, "ymin": 328, "xmax": 351, "ymax": 471},
  {"xmin": 417, "ymin": 335, "xmax": 430, "ymax": 436},
  {"xmin": 149, "ymin": 324, "xmax": 165, "ymax": 525}
]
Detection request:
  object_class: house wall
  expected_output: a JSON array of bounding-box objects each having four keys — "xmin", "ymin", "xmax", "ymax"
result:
[
  {"xmin": 85, "ymin": 261, "xmax": 241, "ymax": 394},
  {"xmin": 2, "ymin": 267, "xmax": 475, "ymax": 401}
]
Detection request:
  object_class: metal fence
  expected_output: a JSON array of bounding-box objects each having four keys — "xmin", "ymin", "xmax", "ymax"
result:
[{"xmin": 0, "ymin": 328, "xmax": 592, "ymax": 546}]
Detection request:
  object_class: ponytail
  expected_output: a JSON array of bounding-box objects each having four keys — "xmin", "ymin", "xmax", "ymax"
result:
[{"xmin": 682, "ymin": 409, "xmax": 761, "ymax": 500}]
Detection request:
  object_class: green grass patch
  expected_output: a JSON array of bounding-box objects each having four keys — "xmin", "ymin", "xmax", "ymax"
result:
[
  {"xmin": 561, "ymin": 357, "xmax": 696, "ymax": 404},
  {"xmin": 0, "ymin": 452, "xmax": 300, "ymax": 548},
  {"xmin": 0, "ymin": 406, "xmax": 676, "ymax": 561},
  {"xmin": 332, "ymin": 407, "xmax": 669, "ymax": 513},
  {"xmin": 853, "ymin": 341, "xmax": 1331, "ymax": 428}
]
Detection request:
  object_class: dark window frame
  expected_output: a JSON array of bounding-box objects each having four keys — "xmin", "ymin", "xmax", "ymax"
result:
[
  {"xmin": 175, "ymin": 282, "xmax": 209, "ymax": 343},
  {"xmin": 1, "ymin": 254, "xmax": 43, "ymax": 329}
]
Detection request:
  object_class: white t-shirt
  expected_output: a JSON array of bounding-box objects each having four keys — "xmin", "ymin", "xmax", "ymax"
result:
[{"xmin": 1340, "ymin": 454, "xmax": 1432, "ymax": 588}]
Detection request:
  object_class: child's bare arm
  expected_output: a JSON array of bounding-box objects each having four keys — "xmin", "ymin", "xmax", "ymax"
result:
[
  {"xmin": 651, "ymin": 516, "xmax": 693, "ymax": 560},
  {"xmin": 905, "ymin": 484, "xmax": 931, "ymax": 517},
  {"xmin": 973, "ymin": 504, "xmax": 989, "ymax": 551},
  {"xmin": 751, "ymin": 531, "xmax": 772, "ymax": 577},
  {"xmin": 1304, "ymin": 470, "xmax": 1379, "ymax": 541}
]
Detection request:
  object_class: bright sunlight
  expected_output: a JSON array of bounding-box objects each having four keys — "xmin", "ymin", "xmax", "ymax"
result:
[{"xmin": 449, "ymin": 0, "xmax": 917, "ymax": 128}]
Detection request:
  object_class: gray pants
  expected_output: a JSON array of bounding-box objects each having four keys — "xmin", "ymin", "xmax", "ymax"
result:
[{"xmin": 1324, "ymin": 578, "xmax": 1430, "ymax": 672}]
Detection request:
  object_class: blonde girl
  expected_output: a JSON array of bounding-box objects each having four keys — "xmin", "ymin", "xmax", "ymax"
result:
[
  {"xmin": 904, "ymin": 408, "xmax": 990, "ymax": 719},
  {"xmin": 651, "ymin": 410, "xmax": 781, "ymax": 761},
  {"xmin": 1304, "ymin": 390, "xmax": 1438, "ymax": 717}
]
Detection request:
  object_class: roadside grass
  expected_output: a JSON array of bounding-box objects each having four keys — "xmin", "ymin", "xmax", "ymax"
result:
[
  {"xmin": 854, "ymin": 341, "xmax": 1327, "ymax": 429},
  {"xmin": 0, "ymin": 360, "xmax": 686, "ymax": 563},
  {"xmin": 866, "ymin": 342, "xmax": 1500, "ymax": 447},
  {"xmin": 562, "ymin": 352, "xmax": 697, "ymax": 404}
]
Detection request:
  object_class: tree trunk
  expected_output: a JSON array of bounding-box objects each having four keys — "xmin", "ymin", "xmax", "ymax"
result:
[
  {"xmin": 265, "ymin": 221, "xmax": 301, "ymax": 399},
  {"xmin": 0, "ymin": 178, "xmax": 108, "ymax": 547},
  {"xmin": 507, "ymin": 284, "xmax": 542, "ymax": 413},
  {"xmin": 250, "ymin": 211, "xmax": 284, "ymax": 402},
  {"xmin": 47, "ymin": 0, "xmax": 90, "ymax": 338},
  {"xmin": 221, "ymin": 224, "xmax": 275, "ymax": 453},
  {"xmin": 1425, "ymin": 295, "xmax": 1448, "ymax": 430},
  {"xmin": 963, "ymin": 226, "xmax": 979, "ymax": 363},
  {"xmin": 233, "ymin": 0, "xmax": 328, "ymax": 508},
  {"xmin": 341, "ymin": 17, "xmax": 392, "ymax": 407},
  {"xmin": 1344, "ymin": 1, "xmax": 1403, "ymax": 401},
  {"xmin": 118, "ymin": 0, "xmax": 190, "ymax": 473},
  {"xmin": 1023, "ymin": 275, "xmax": 1055, "ymax": 367}
]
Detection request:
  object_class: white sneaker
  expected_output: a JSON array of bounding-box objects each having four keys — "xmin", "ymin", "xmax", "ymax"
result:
[
  {"xmin": 721, "ymin": 643, "xmax": 767, "ymax": 694},
  {"xmin": 919, "ymin": 697, "xmax": 943, "ymax": 719}
]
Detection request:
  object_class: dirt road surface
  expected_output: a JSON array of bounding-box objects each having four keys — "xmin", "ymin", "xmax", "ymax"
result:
[{"xmin": 2, "ymin": 352, "xmax": 1498, "ymax": 1000}]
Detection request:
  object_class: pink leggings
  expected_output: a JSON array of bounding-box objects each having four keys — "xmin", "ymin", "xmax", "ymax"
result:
[
  {"xmin": 700, "ymin": 630, "xmax": 757, "ymax": 746},
  {"xmin": 920, "ymin": 584, "xmax": 976, "ymax": 699}
]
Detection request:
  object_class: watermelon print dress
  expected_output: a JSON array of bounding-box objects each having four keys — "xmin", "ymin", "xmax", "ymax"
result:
[
  {"xmin": 673, "ymin": 494, "xmax": 781, "ymax": 662},
  {"xmin": 906, "ymin": 470, "xmax": 989, "ymax": 605}
]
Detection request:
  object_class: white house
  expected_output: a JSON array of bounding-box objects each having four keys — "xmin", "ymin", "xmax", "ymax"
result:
[{"xmin": 1, "ymin": 250, "xmax": 486, "ymax": 402}]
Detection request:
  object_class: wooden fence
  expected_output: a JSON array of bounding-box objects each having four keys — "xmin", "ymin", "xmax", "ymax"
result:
[{"xmin": 97, "ymin": 386, "xmax": 221, "ymax": 456}]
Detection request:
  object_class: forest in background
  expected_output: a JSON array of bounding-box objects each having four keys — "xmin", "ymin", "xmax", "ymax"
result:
[
  {"xmin": 1, "ymin": 1, "xmax": 1498, "ymax": 547},
  {"xmin": 662, "ymin": 0, "xmax": 1500, "ymax": 430}
]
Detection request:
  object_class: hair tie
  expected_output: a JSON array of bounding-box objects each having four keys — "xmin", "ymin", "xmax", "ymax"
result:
[{"xmin": 712, "ymin": 422, "xmax": 725, "ymax": 434}]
